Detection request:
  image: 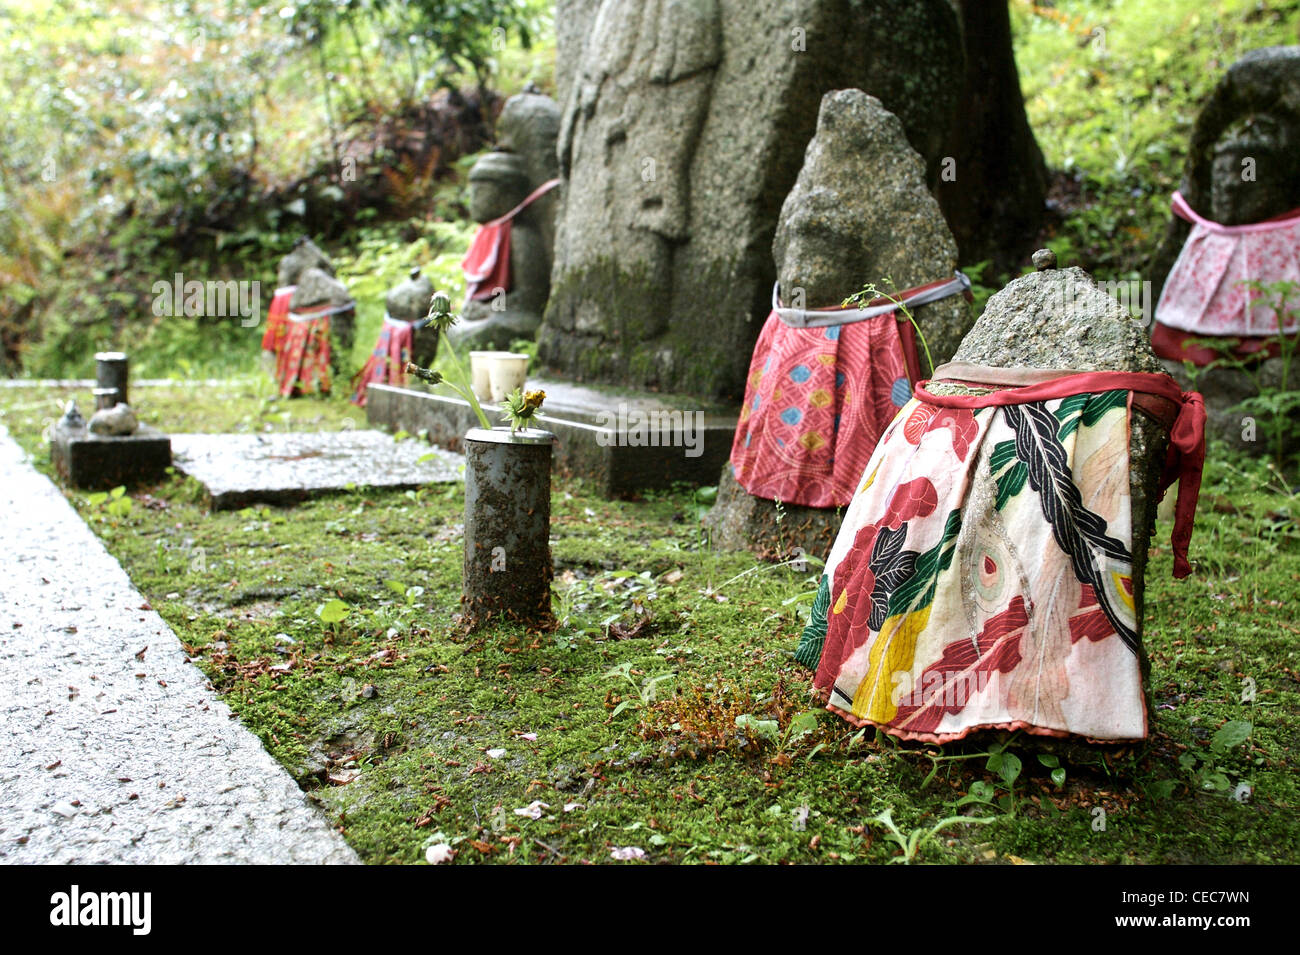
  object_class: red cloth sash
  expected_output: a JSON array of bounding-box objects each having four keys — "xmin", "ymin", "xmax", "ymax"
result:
[
  {"xmin": 275, "ymin": 305, "xmax": 334, "ymax": 397},
  {"xmin": 914, "ymin": 367, "xmax": 1206, "ymax": 579},
  {"xmin": 350, "ymin": 316, "xmax": 416, "ymax": 407},
  {"xmin": 461, "ymin": 179, "xmax": 559, "ymax": 302},
  {"xmin": 261, "ymin": 286, "xmax": 295, "ymax": 355},
  {"xmin": 729, "ymin": 307, "xmax": 922, "ymax": 509}
]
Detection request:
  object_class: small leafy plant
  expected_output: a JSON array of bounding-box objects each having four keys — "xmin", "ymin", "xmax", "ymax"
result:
[
  {"xmin": 1178, "ymin": 719, "xmax": 1254, "ymax": 796},
  {"xmin": 868, "ymin": 806, "xmax": 995, "ymax": 865},
  {"xmin": 85, "ymin": 486, "xmax": 133, "ymax": 522},
  {"xmin": 604, "ymin": 662, "xmax": 674, "ymax": 719}
]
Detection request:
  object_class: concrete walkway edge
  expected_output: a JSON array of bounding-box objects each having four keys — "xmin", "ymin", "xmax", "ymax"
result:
[{"xmin": 0, "ymin": 428, "xmax": 358, "ymax": 864}]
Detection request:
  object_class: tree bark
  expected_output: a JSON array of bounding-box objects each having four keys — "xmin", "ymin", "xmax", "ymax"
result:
[{"xmin": 936, "ymin": 0, "xmax": 1048, "ymax": 270}]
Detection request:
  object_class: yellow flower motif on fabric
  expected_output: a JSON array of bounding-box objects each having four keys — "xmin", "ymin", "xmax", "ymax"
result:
[
  {"xmin": 858, "ymin": 460, "xmax": 881, "ymax": 495},
  {"xmin": 772, "ymin": 387, "xmax": 783, "ymax": 402},
  {"xmin": 809, "ymin": 389, "xmax": 831, "ymax": 408},
  {"xmin": 853, "ymin": 606, "xmax": 932, "ymax": 723},
  {"xmin": 1112, "ymin": 571, "xmax": 1135, "ymax": 615},
  {"xmin": 799, "ymin": 431, "xmax": 827, "ymax": 451},
  {"xmin": 817, "ymin": 353, "xmax": 835, "ymax": 366},
  {"xmin": 749, "ymin": 369, "xmax": 763, "ymax": 388},
  {"xmin": 833, "ymin": 589, "xmax": 848, "ymax": 615}
]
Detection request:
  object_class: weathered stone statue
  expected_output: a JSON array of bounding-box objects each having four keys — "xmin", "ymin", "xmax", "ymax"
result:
[
  {"xmin": 264, "ymin": 237, "xmax": 356, "ymax": 388},
  {"xmin": 541, "ymin": 0, "xmax": 966, "ymax": 400},
  {"xmin": 497, "ymin": 89, "xmax": 562, "ymax": 263},
  {"xmin": 291, "ymin": 267, "xmax": 355, "ymax": 368},
  {"xmin": 51, "ymin": 351, "xmax": 172, "ymax": 488},
  {"xmin": 449, "ymin": 91, "xmax": 562, "ymax": 352},
  {"xmin": 706, "ymin": 90, "xmax": 972, "ymax": 558},
  {"xmin": 1149, "ymin": 46, "xmax": 1300, "ymax": 450},
  {"xmin": 449, "ymin": 153, "xmax": 555, "ymax": 351},
  {"xmin": 277, "ymin": 236, "xmax": 334, "ymax": 290},
  {"xmin": 351, "ymin": 267, "xmax": 438, "ymax": 407},
  {"xmin": 793, "ymin": 250, "xmax": 1206, "ymax": 743}
]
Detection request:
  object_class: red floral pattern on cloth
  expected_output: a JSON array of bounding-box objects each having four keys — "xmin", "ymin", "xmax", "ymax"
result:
[
  {"xmin": 260, "ymin": 286, "xmax": 295, "ymax": 356},
  {"xmin": 350, "ymin": 317, "xmax": 415, "ymax": 407},
  {"xmin": 728, "ymin": 309, "xmax": 919, "ymax": 508},
  {"xmin": 1153, "ymin": 191, "xmax": 1300, "ymax": 365},
  {"xmin": 795, "ymin": 367, "xmax": 1207, "ymax": 743},
  {"xmin": 275, "ymin": 308, "xmax": 333, "ymax": 397}
]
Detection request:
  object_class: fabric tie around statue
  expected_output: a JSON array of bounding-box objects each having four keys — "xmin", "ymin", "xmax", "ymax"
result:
[
  {"xmin": 275, "ymin": 302, "xmax": 353, "ymax": 397},
  {"xmin": 260, "ymin": 286, "xmax": 296, "ymax": 357},
  {"xmin": 350, "ymin": 313, "xmax": 417, "ymax": 407},
  {"xmin": 793, "ymin": 363, "xmax": 1206, "ymax": 743},
  {"xmin": 1152, "ymin": 191, "xmax": 1300, "ymax": 366},
  {"xmin": 461, "ymin": 178, "xmax": 560, "ymax": 303},
  {"xmin": 728, "ymin": 274, "xmax": 972, "ymax": 509}
]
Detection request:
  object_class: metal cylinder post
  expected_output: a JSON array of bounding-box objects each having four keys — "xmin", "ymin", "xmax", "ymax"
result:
[
  {"xmin": 95, "ymin": 352, "xmax": 129, "ymax": 407},
  {"xmin": 462, "ymin": 427, "xmax": 554, "ymax": 629}
]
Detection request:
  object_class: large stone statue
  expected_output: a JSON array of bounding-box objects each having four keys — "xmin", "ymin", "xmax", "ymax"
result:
[
  {"xmin": 706, "ymin": 90, "xmax": 972, "ymax": 558},
  {"xmin": 541, "ymin": 0, "xmax": 967, "ymax": 400},
  {"xmin": 1149, "ymin": 46, "xmax": 1300, "ymax": 450},
  {"xmin": 449, "ymin": 91, "xmax": 562, "ymax": 351}
]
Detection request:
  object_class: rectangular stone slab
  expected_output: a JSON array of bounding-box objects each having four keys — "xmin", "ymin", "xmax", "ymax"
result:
[
  {"xmin": 171, "ymin": 430, "xmax": 464, "ymax": 509},
  {"xmin": 51, "ymin": 425, "xmax": 172, "ymax": 490},
  {"xmin": 365, "ymin": 379, "xmax": 737, "ymax": 498}
]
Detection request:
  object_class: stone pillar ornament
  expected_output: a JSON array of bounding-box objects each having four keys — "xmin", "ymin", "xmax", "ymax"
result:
[
  {"xmin": 95, "ymin": 352, "xmax": 129, "ymax": 407},
  {"xmin": 460, "ymin": 427, "xmax": 556, "ymax": 630}
]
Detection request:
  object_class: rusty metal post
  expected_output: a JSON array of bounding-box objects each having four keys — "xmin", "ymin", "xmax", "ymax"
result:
[{"xmin": 461, "ymin": 427, "xmax": 555, "ymax": 629}]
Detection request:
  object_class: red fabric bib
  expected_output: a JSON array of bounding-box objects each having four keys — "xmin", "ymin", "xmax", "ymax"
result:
[
  {"xmin": 460, "ymin": 179, "xmax": 559, "ymax": 303},
  {"xmin": 1153, "ymin": 191, "xmax": 1300, "ymax": 365},
  {"xmin": 260, "ymin": 286, "xmax": 295, "ymax": 355},
  {"xmin": 350, "ymin": 317, "xmax": 416, "ymax": 407},
  {"xmin": 729, "ymin": 308, "xmax": 920, "ymax": 508}
]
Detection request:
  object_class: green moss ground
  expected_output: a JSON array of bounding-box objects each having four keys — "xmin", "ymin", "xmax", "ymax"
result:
[{"xmin": 1, "ymin": 382, "xmax": 1296, "ymax": 864}]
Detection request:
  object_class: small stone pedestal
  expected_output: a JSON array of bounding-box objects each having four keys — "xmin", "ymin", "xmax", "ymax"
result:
[
  {"xmin": 461, "ymin": 427, "xmax": 555, "ymax": 629},
  {"xmin": 51, "ymin": 424, "xmax": 172, "ymax": 490}
]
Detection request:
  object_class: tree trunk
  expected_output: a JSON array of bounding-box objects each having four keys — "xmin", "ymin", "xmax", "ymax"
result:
[{"xmin": 936, "ymin": 0, "xmax": 1048, "ymax": 270}]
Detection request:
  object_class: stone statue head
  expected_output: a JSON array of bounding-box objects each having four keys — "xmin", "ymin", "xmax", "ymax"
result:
[
  {"xmin": 468, "ymin": 151, "xmax": 530, "ymax": 223},
  {"xmin": 773, "ymin": 90, "xmax": 960, "ymax": 310},
  {"xmin": 386, "ymin": 267, "xmax": 433, "ymax": 323},
  {"xmin": 1185, "ymin": 46, "xmax": 1300, "ymax": 226},
  {"xmin": 277, "ymin": 235, "xmax": 334, "ymax": 289},
  {"xmin": 1210, "ymin": 113, "xmax": 1300, "ymax": 224}
]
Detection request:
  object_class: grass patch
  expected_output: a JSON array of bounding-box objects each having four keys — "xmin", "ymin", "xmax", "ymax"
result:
[{"xmin": 3, "ymin": 382, "xmax": 1296, "ymax": 864}]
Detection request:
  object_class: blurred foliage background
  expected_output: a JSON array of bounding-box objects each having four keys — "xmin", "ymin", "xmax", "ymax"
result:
[{"xmin": 0, "ymin": 0, "xmax": 1297, "ymax": 380}]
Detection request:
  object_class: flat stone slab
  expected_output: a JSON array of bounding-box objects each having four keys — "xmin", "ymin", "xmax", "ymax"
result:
[
  {"xmin": 366, "ymin": 378, "xmax": 737, "ymax": 498},
  {"xmin": 0, "ymin": 428, "xmax": 357, "ymax": 864},
  {"xmin": 171, "ymin": 430, "xmax": 464, "ymax": 509}
]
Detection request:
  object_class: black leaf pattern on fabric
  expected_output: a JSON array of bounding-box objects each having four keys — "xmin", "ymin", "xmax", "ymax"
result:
[
  {"xmin": 1003, "ymin": 402, "xmax": 1139, "ymax": 654},
  {"xmin": 867, "ymin": 523, "xmax": 917, "ymax": 631}
]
